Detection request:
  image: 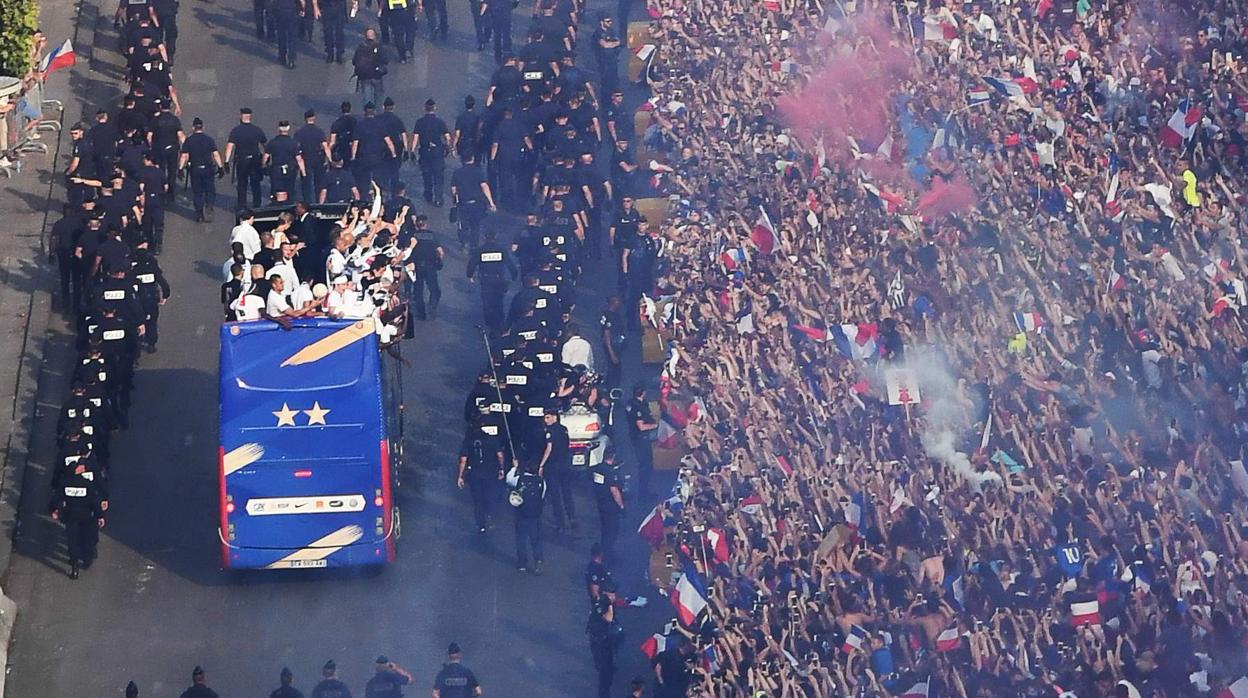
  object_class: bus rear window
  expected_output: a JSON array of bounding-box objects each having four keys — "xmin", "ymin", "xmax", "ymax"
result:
[{"xmin": 225, "ymin": 330, "xmax": 369, "ymax": 392}]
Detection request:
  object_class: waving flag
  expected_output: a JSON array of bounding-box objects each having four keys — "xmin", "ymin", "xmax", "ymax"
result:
[
  {"xmin": 830, "ymin": 323, "xmax": 879, "ymax": 361},
  {"xmin": 773, "ymin": 453, "xmax": 794, "ymax": 478},
  {"xmin": 39, "ymin": 40, "xmax": 76, "ymax": 75},
  {"xmin": 672, "ymin": 570, "xmax": 709, "ymax": 627},
  {"xmin": 982, "ymin": 76, "xmax": 1025, "ymax": 99},
  {"xmin": 968, "ymin": 88, "xmax": 990, "ymax": 106},
  {"xmin": 739, "ymin": 493, "xmax": 764, "ymax": 516},
  {"xmin": 687, "ymin": 396, "xmax": 706, "ymax": 423},
  {"xmin": 935, "ymin": 628, "xmax": 961, "ymax": 652},
  {"xmin": 638, "ymin": 505, "xmax": 665, "ymax": 547},
  {"xmin": 1218, "ymin": 677, "xmax": 1248, "ymax": 698},
  {"xmin": 1070, "ymin": 600, "xmax": 1101, "ymax": 627},
  {"xmin": 705, "ymin": 528, "xmax": 729, "ymax": 563},
  {"xmin": 791, "ymin": 323, "xmax": 828, "ymax": 342},
  {"xmin": 654, "ymin": 418, "xmax": 679, "ymax": 449},
  {"xmin": 701, "ymin": 645, "xmax": 720, "ymax": 673},
  {"xmin": 1013, "ymin": 312, "xmax": 1044, "ymax": 332},
  {"xmin": 902, "ymin": 681, "xmax": 931, "ymax": 698},
  {"xmin": 751, "ymin": 206, "xmax": 777, "ymax": 255},
  {"xmin": 841, "ymin": 625, "xmax": 867, "ymax": 653},
  {"xmin": 640, "ymin": 633, "xmax": 669, "ymax": 660},
  {"xmin": 1161, "ymin": 99, "xmax": 1202, "ymax": 148},
  {"xmin": 719, "ymin": 247, "xmax": 748, "ymax": 272}
]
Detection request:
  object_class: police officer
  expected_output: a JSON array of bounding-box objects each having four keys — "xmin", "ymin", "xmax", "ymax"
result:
[
  {"xmin": 269, "ymin": 668, "xmax": 303, "ymax": 698},
  {"xmin": 432, "ymin": 643, "xmax": 482, "ymax": 698},
  {"xmin": 467, "ymin": 0, "xmax": 489, "ymax": 51},
  {"xmin": 424, "ymin": 0, "xmax": 447, "ymax": 41},
  {"xmin": 538, "ymin": 407, "xmax": 574, "ymax": 529},
  {"xmin": 224, "ymin": 107, "xmax": 268, "ymax": 210},
  {"xmin": 377, "ymin": 97, "xmax": 408, "ymax": 196},
  {"xmin": 489, "ymin": 106, "xmax": 532, "ymax": 211},
  {"xmin": 381, "ymin": 0, "xmax": 416, "ymax": 63},
  {"xmin": 49, "ymin": 204, "xmax": 85, "ymax": 312},
  {"xmin": 622, "ymin": 223, "xmax": 659, "ymax": 331},
  {"xmin": 49, "ymin": 460, "xmax": 107, "ymax": 579},
  {"xmin": 313, "ymin": 0, "xmax": 348, "ymax": 62},
  {"xmin": 364, "ymin": 656, "xmax": 413, "ymax": 698},
  {"xmin": 456, "ymin": 415, "xmax": 504, "ymax": 533},
  {"xmin": 66, "ymin": 123, "xmax": 97, "ymax": 207},
  {"xmin": 608, "ymin": 195, "xmax": 642, "ymax": 291},
  {"xmin": 148, "ymin": 99, "xmax": 183, "ymax": 203},
  {"xmin": 131, "ymin": 239, "xmax": 170, "ymax": 352},
  {"xmin": 178, "ymin": 117, "xmax": 222, "ymax": 221},
  {"xmin": 465, "ymin": 229, "xmax": 515, "ymax": 334},
  {"xmin": 266, "ymin": 120, "xmax": 305, "ymax": 202},
  {"xmin": 180, "ymin": 666, "xmax": 219, "ymax": 698},
  {"xmin": 587, "ymin": 579, "xmax": 621, "ymax": 698},
  {"xmin": 408, "ymin": 215, "xmax": 444, "ymax": 319},
  {"xmin": 506, "ymin": 459, "xmax": 546, "ymax": 573},
  {"xmin": 598, "ymin": 296, "xmax": 625, "ymax": 388},
  {"xmin": 151, "ymin": 0, "xmax": 179, "ymax": 56},
  {"xmin": 591, "ymin": 14, "xmax": 622, "ymax": 98},
  {"xmin": 270, "ymin": 0, "xmax": 303, "ymax": 67},
  {"xmin": 589, "ymin": 446, "xmax": 624, "ymax": 555},
  {"xmin": 352, "ymin": 102, "xmax": 398, "ymax": 191},
  {"xmin": 464, "ymin": 370, "xmax": 497, "ymax": 422},
  {"xmin": 134, "ymin": 151, "xmax": 166, "ymax": 250},
  {"xmin": 624, "ymin": 384, "xmax": 657, "ymax": 499},
  {"xmin": 451, "ymin": 96, "xmax": 484, "ymax": 164},
  {"xmin": 450, "ymin": 152, "xmax": 495, "ymax": 249},
  {"xmin": 295, "ymin": 110, "xmax": 331, "ymax": 203},
  {"xmin": 310, "ymin": 660, "xmax": 350, "ymax": 698},
  {"xmin": 480, "ymin": 0, "xmax": 511, "ymax": 63},
  {"xmin": 320, "ymin": 158, "xmax": 360, "ymax": 203},
  {"xmin": 412, "ymin": 99, "xmax": 450, "ymax": 206}
]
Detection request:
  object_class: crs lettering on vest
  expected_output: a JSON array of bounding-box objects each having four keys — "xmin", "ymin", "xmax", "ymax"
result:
[
  {"xmin": 542, "ymin": 235, "xmax": 566, "ymax": 246},
  {"xmin": 527, "ymin": 406, "xmax": 544, "ymax": 417},
  {"xmin": 536, "ymin": 352, "xmax": 554, "ymax": 363},
  {"xmin": 555, "ymin": 253, "xmax": 567, "ymax": 261},
  {"xmin": 481, "ymin": 425, "xmax": 499, "ymax": 436},
  {"xmin": 102, "ymin": 329, "xmax": 126, "ymax": 341},
  {"xmin": 64, "ymin": 487, "xmax": 87, "ymax": 497},
  {"xmin": 480, "ymin": 251, "xmax": 503, "ymax": 262},
  {"xmin": 137, "ymin": 273, "xmax": 156, "ymax": 284},
  {"xmin": 104, "ymin": 289, "xmax": 127, "ymax": 300}
]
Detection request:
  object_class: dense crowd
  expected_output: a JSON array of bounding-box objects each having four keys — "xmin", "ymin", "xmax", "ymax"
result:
[{"xmin": 622, "ymin": 0, "xmax": 1248, "ymax": 697}]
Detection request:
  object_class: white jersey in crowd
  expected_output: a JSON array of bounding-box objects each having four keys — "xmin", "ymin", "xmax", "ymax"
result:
[
  {"xmin": 229, "ymin": 222, "xmax": 261, "ymax": 260},
  {"xmin": 561, "ymin": 334, "xmax": 595, "ymax": 371}
]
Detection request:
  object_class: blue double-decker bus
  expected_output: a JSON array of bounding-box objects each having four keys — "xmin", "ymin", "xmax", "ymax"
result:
[{"xmin": 218, "ymin": 317, "xmax": 402, "ymax": 569}]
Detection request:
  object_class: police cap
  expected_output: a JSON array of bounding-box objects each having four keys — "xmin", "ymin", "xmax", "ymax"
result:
[
  {"xmin": 192, "ymin": 117, "xmax": 204, "ymax": 127},
  {"xmin": 280, "ymin": 668, "xmax": 293, "ymax": 679},
  {"xmin": 363, "ymin": 101, "xmax": 376, "ymax": 111},
  {"xmin": 239, "ymin": 107, "xmax": 253, "ymax": 115},
  {"xmin": 375, "ymin": 655, "xmax": 389, "ymax": 664},
  {"xmin": 383, "ymin": 96, "xmax": 395, "ymax": 108},
  {"xmin": 447, "ymin": 642, "xmax": 462, "ymax": 655},
  {"xmin": 304, "ymin": 109, "xmax": 316, "ymax": 119},
  {"xmin": 278, "ymin": 120, "xmax": 291, "ymax": 128},
  {"xmin": 424, "ymin": 98, "xmax": 436, "ymax": 109},
  {"xmin": 192, "ymin": 666, "xmax": 205, "ymax": 678},
  {"xmin": 125, "ymin": 681, "xmax": 139, "ymax": 698},
  {"xmin": 323, "ymin": 660, "xmax": 337, "ymax": 671}
]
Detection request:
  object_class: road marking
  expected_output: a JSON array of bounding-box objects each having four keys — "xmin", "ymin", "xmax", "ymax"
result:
[
  {"xmin": 185, "ymin": 68, "xmax": 219, "ymax": 86},
  {"xmin": 181, "ymin": 90, "xmax": 217, "ymax": 106},
  {"xmin": 252, "ymin": 65, "xmax": 284, "ymax": 99},
  {"xmin": 196, "ymin": 324, "xmax": 206, "ymax": 336}
]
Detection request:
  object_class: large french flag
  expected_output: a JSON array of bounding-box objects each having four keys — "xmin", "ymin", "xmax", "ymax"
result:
[
  {"xmin": 830, "ymin": 323, "xmax": 878, "ymax": 361},
  {"xmin": 841, "ymin": 625, "xmax": 867, "ymax": 653},
  {"xmin": 1160, "ymin": 99, "xmax": 1202, "ymax": 148},
  {"xmin": 654, "ymin": 418, "xmax": 679, "ymax": 449},
  {"xmin": 751, "ymin": 205, "xmax": 777, "ymax": 255},
  {"xmin": 39, "ymin": 40, "xmax": 76, "ymax": 75},
  {"xmin": 1218, "ymin": 677, "xmax": 1248, "ymax": 698},
  {"xmin": 705, "ymin": 527, "xmax": 729, "ymax": 563},
  {"xmin": 672, "ymin": 570, "xmax": 709, "ymax": 627},
  {"xmin": 902, "ymin": 680, "xmax": 930, "ymax": 698},
  {"xmin": 1070, "ymin": 600, "xmax": 1101, "ymax": 627}
]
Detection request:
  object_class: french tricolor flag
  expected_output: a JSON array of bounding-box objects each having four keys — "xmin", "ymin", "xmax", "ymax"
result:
[
  {"xmin": 982, "ymin": 76, "xmax": 1025, "ymax": 99},
  {"xmin": 791, "ymin": 323, "xmax": 828, "ymax": 342},
  {"xmin": 687, "ymin": 396, "xmax": 706, "ymax": 423},
  {"xmin": 902, "ymin": 680, "xmax": 930, "ymax": 698},
  {"xmin": 705, "ymin": 527, "xmax": 729, "ymax": 563},
  {"xmin": 701, "ymin": 645, "xmax": 720, "ymax": 673},
  {"xmin": 1070, "ymin": 600, "xmax": 1101, "ymax": 627},
  {"xmin": 750, "ymin": 206, "xmax": 777, "ymax": 255},
  {"xmin": 1013, "ymin": 312, "xmax": 1044, "ymax": 333},
  {"xmin": 841, "ymin": 625, "xmax": 867, "ymax": 653},
  {"xmin": 640, "ymin": 633, "xmax": 668, "ymax": 660},
  {"xmin": 637, "ymin": 505, "xmax": 665, "ymax": 547},
  {"xmin": 935, "ymin": 627, "xmax": 961, "ymax": 652},
  {"xmin": 719, "ymin": 247, "xmax": 748, "ymax": 272},
  {"xmin": 654, "ymin": 418, "xmax": 679, "ymax": 449},
  {"xmin": 1160, "ymin": 99, "xmax": 1202, "ymax": 148},
  {"xmin": 39, "ymin": 39, "xmax": 76, "ymax": 75},
  {"xmin": 1218, "ymin": 676, "xmax": 1248, "ymax": 698},
  {"xmin": 672, "ymin": 570, "xmax": 709, "ymax": 627}
]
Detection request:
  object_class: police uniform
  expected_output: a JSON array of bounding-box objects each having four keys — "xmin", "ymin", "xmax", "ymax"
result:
[
  {"xmin": 377, "ymin": 104, "xmax": 407, "ymax": 197},
  {"xmin": 423, "ymin": 0, "xmax": 447, "ymax": 41},
  {"xmin": 270, "ymin": 0, "xmax": 301, "ymax": 66},
  {"xmin": 588, "ymin": 457, "xmax": 623, "ymax": 554},
  {"xmin": 482, "ymin": 0, "xmax": 511, "ymax": 62},
  {"xmin": 459, "ymin": 422, "xmax": 503, "ymax": 531},
  {"xmin": 180, "ymin": 127, "xmax": 218, "ymax": 220},
  {"xmin": 586, "ymin": 592, "xmax": 619, "ymax": 698},
  {"xmin": 413, "ymin": 110, "xmax": 450, "ymax": 205},
  {"xmin": 510, "ymin": 467, "xmax": 546, "ymax": 571},
  {"xmin": 227, "ymin": 117, "xmax": 268, "ymax": 209},
  {"xmin": 352, "ymin": 111, "xmax": 391, "ymax": 191},
  {"xmin": 624, "ymin": 229, "xmax": 658, "ymax": 330},
  {"xmin": 317, "ymin": 0, "xmax": 347, "ymax": 62},
  {"xmin": 409, "ymin": 231, "xmax": 443, "ymax": 319},
  {"xmin": 624, "ymin": 394, "xmax": 654, "ymax": 497},
  {"xmin": 267, "ymin": 130, "xmax": 302, "ymax": 199},
  {"xmin": 610, "ymin": 204, "xmax": 642, "ymax": 291},
  {"xmin": 382, "ymin": 0, "xmax": 417, "ymax": 62},
  {"xmin": 149, "ymin": 108, "xmax": 183, "ymax": 201},
  {"xmin": 465, "ymin": 234, "xmax": 514, "ymax": 333},
  {"xmin": 50, "ymin": 467, "xmax": 106, "ymax": 576},
  {"xmin": 541, "ymin": 415, "xmax": 573, "ymax": 527},
  {"xmin": 598, "ymin": 303, "xmax": 624, "ymax": 388},
  {"xmin": 321, "ymin": 162, "xmax": 358, "ymax": 203},
  {"xmin": 131, "ymin": 247, "xmax": 171, "ymax": 351},
  {"xmin": 450, "ymin": 161, "xmax": 489, "ymax": 249},
  {"xmin": 135, "ymin": 159, "xmax": 167, "ymax": 249},
  {"xmin": 295, "ymin": 115, "xmax": 329, "ymax": 202},
  {"xmin": 431, "ymin": 660, "xmax": 479, "ymax": 698}
]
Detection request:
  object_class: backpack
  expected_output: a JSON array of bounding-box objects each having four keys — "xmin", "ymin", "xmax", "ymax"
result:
[{"xmin": 354, "ymin": 45, "xmax": 386, "ymax": 79}]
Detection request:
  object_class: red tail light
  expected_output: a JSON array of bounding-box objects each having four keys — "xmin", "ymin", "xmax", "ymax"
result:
[
  {"xmin": 294, "ymin": 469, "xmax": 313, "ymax": 478},
  {"xmin": 226, "ymin": 502, "xmax": 235, "ymax": 513},
  {"xmin": 584, "ymin": 422, "xmax": 600, "ymax": 432}
]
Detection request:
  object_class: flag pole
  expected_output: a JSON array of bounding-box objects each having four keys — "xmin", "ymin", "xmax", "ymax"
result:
[{"xmin": 478, "ymin": 325, "xmax": 520, "ymax": 467}]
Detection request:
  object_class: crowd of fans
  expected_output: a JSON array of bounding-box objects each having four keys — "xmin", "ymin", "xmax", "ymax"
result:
[
  {"xmin": 625, "ymin": 0, "xmax": 1248, "ymax": 696},
  {"xmin": 1, "ymin": 29, "xmax": 63, "ymax": 175}
]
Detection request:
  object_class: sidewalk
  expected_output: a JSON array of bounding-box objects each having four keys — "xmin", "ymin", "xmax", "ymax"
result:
[{"xmin": 0, "ymin": 0, "xmax": 125, "ymax": 690}]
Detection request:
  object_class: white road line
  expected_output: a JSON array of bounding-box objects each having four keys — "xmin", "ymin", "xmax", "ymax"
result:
[
  {"xmin": 181, "ymin": 90, "xmax": 217, "ymax": 106},
  {"xmin": 409, "ymin": 52, "xmax": 429, "ymax": 90},
  {"xmin": 185, "ymin": 68, "xmax": 218, "ymax": 86}
]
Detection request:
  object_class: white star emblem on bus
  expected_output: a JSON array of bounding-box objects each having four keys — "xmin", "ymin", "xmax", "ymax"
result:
[
  {"xmin": 303, "ymin": 402, "xmax": 331, "ymax": 425},
  {"xmin": 273, "ymin": 403, "xmax": 299, "ymax": 427}
]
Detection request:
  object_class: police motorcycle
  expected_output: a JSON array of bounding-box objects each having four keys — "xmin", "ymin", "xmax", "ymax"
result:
[{"xmin": 554, "ymin": 365, "xmax": 615, "ymax": 469}]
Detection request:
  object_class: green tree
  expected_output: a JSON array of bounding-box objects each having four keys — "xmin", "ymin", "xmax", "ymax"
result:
[{"xmin": 0, "ymin": 0, "xmax": 39, "ymax": 77}]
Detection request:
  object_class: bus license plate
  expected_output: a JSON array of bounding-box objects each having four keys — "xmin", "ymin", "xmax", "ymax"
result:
[
  {"xmin": 572, "ymin": 453, "xmax": 586, "ymax": 465},
  {"xmin": 288, "ymin": 559, "xmax": 328, "ymax": 568}
]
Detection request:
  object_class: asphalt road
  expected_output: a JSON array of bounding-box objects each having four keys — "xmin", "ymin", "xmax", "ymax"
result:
[{"xmin": 4, "ymin": 0, "xmax": 670, "ymax": 695}]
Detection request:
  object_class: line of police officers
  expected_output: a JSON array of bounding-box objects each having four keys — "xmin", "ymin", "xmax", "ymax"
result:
[{"xmin": 52, "ymin": 0, "xmax": 184, "ymax": 579}]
